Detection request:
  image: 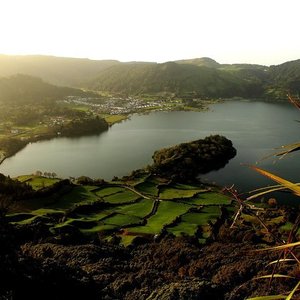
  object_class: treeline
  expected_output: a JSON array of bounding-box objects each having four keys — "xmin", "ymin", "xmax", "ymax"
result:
[
  {"xmin": 0, "ymin": 138, "xmax": 27, "ymax": 159},
  {"xmin": 0, "ymin": 173, "xmax": 34, "ymax": 216},
  {"xmin": 151, "ymin": 135, "xmax": 236, "ymax": 180},
  {"xmin": 56, "ymin": 117, "xmax": 109, "ymax": 137},
  {"xmin": 85, "ymin": 58, "xmax": 300, "ymax": 100},
  {"xmin": 87, "ymin": 61, "xmax": 267, "ymax": 99}
]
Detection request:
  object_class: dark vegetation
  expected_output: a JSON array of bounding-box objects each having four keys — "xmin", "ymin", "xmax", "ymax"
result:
[
  {"xmin": 57, "ymin": 117, "xmax": 108, "ymax": 137},
  {"xmin": 0, "ymin": 186, "xmax": 294, "ymax": 299},
  {"xmin": 0, "ymin": 74, "xmax": 108, "ymax": 159},
  {"xmin": 85, "ymin": 58, "xmax": 300, "ymax": 100},
  {"xmin": 0, "ymin": 74, "xmax": 90, "ymax": 104},
  {"xmin": 1, "ymin": 55, "xmax": 300, "ymax": 100},
  {"xmin": 0, "ymin": 55, "xmax": 118, "ymax": 87},
  {"xmin": 151, "ymin": 135, "xmax": 236, "ymax": 180}
]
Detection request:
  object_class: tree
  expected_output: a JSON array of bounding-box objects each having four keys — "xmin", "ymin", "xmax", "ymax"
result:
[
  {"xmin": 0, "ymin": 194, "xmax": 13, "ymax": 218},
  {"xmin": 35, "ymin": 170, "xmax": 42, "ymax": 176}
]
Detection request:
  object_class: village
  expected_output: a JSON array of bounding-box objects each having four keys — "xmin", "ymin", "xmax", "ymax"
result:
[{"xmin": 63, "ymin": 95, "xmax": 182, "ymax": 115}]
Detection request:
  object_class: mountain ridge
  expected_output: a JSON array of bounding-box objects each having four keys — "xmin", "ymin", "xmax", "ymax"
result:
[{"xmin": 0, "ymin": 54, "xmax": 299, "ymax": 100}]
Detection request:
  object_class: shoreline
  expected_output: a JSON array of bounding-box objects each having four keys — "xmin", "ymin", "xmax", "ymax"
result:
[{"xmin": 0, "ymin": 97, "xmax": 286, "ymax": 169}]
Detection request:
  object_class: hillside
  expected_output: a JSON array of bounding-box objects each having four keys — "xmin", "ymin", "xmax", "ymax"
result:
[
  {"xmin": 267, "ymin": 59, "xmax": 300, "ymax": 98},
  {"xmin": 87, "ymin": 58, "xmax": 300, "ymax": 100},
  {"xmin": 87, "ymin": 61, "xmax": 266, "ymax": 98},
  {"xmin": 0, "ymin": 54, "xmax": 300, "ymax": 100},
  {"xmin": 0, "ymin": 55, "xmax": 119, "ymax": 87},
  {"xmin": 0, "ymin": 74, "xmax": 90, "ymax": 104}
]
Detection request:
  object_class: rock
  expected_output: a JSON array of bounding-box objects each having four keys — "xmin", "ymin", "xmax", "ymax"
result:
[{"xmin": 146, "ymin": 280, "xmax": 221, "ymax": 300}]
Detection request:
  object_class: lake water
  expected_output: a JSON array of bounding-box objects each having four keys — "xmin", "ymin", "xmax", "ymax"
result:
[{"xmin": 1, "ymin": 100, "xmax": 300, "ymax": 196}]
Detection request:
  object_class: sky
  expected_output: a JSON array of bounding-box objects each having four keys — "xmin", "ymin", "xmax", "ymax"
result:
[{"xmin": 0, "ymin": 0, "xmax": 299, "ymax": 65}]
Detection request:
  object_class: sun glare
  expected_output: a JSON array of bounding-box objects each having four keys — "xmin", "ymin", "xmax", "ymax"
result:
[{"xmin": 0, "ymin": 0, "xmax": 300, "ymax": 64}]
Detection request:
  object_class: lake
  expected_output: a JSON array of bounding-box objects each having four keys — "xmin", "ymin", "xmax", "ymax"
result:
[{"xmin": 1, "ymin": 100, "xmax": 300, "ymax": 195}]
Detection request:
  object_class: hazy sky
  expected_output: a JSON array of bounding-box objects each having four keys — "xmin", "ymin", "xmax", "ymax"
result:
[{"xmin": 1, "ymin": 0, "xmax": 299, "ymax": 65}]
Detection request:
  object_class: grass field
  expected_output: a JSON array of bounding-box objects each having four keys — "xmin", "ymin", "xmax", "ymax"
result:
[
  {"xmin": 167, "ymin": 206, "xmax": 222, "ymax": 237},
  {"xmin": 167, "ymin": 222, "xmax": 199, "ymax": 236},
  {"xmin": 102, "ymin": 213, "xmax": 142, "ymax": 226},
  {"xmin": 181, "ymin": 192, "xmax": 231, "ymax": 206},
  {"xmin": 135, "ymin": 181, "xmax": 159, "ymax": 196},
  {"xmin": 183, "ymin": 206, "xmax": 221, "ymax": 225},
  {"xmin": 46, "ymin": 185, "xmax": 100, "ymax": 209},
  {"xmin": 7, "ymin": 174, "xmax": 235, "ymax": 246},
  {"xmin": 95, "ymin": 186, "xmax": 125, "ymax": 197},
  {"xmin": 103, "ymin": 114, "xmax": 128, "ymax": 125},
  {"xmin": 113, "ymin": 199, "xmax": 154, "ymax": 218},
  {"xmin": 159, "ymin": 186, "xmax": 206, "ymax": 200},
  {"xmin": 103, "ymin": 190, "xmax": 141, "ymax": 204},
  {"xmin": 16, "ymin": 175, "xmax": 60, "ymax": 190},
  {"xmin": 128, "ymin": 201, "xmax": 191, "ymax": 235}
]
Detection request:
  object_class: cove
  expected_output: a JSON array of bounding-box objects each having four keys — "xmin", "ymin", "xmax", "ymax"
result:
[{"xmin": 1, "ymin": 101, "xmax": 300, "ymax": 194}]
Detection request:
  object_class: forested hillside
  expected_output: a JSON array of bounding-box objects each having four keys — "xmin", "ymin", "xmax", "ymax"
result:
[
  {"xmin": 82, "ymin": 58, "xmax": 300, "ymax": 99},
  {"xmin": 0, "ymin": 55, "xmax": 119, "ymax": 87},
  {"xmin": 1, "ymin": 55, "xmax": 300, "ymax": 100},
  {"xmin": 0, "ymin": 74, "xmax": 90, "ymax": 103}
]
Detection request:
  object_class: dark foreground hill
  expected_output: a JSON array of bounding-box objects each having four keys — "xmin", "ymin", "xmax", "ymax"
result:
[{"xmin": 0, "ymin": 209, "xmax": 294, "ymax": 300}]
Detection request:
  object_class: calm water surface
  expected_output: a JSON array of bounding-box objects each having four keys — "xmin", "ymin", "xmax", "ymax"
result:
[{"xmin": 1, "ymin": 101, "xmax": 300, "ymax": 194}]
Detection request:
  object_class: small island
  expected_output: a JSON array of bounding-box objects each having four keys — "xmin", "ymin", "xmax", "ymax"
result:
[{"xmin": 151, "ymin": 135, "xmax": 236, "ymax": 180}]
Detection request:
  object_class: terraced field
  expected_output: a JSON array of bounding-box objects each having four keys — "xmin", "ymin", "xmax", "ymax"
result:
[{"xmin": 9, "ymin": 174, "xmax": 233, "ymax": 245}]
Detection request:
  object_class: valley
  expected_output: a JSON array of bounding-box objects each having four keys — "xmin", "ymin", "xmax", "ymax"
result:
[{"xmin": 1, "ymin": 54, "xmax": 300, "ymax": 299}]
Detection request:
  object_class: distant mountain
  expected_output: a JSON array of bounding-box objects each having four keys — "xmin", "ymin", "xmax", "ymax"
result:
[
  {"xmin": 0, "ymin": 55, "xmax": 119, "ymax": 87},
  {"xmin": 86, "ymin": 60, "xmax": 267, "ymax": 98},
  {"xmin": 0, "ymin": 54, "xmax": 300, "ymax": 100},
  {"xmin": 0, "ymin": 74, "xmax": 88, "ymax": 103},
  {"xmin": 267, "ymin": 59, "xmax": 300, "ymax": 97},
  {"xmin": 175, "ymin": 57, "xmax": 220, "ymax": 68}
]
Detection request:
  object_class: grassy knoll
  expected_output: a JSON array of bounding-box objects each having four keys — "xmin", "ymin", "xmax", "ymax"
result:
[
  {"xmin": 103, "ymin": 114, "xmax": 128, "ymax": 125},
  {"xmin": 18, "ymin": 185, "xmax": 100, "ymax": 211},
  {"xmin": 5, "ymin": 212, "xmax": 36, "ymax": 223},
  {"xmin": 6, "ymin": 173, "xmax": 235, "ymax": 246},
  {"xmin": 112, "ymin": 199, "xmax": 154, "ymax": 218},
  {"xmin": 102, "ymin": 213, "xmax": 142, "ymax": 227},
  {"xmin": 167, "ymin": 222, "xmax": 199, "ymax": 237},
  {"xmin": 55, "ymin": 218, "xmax": 98, "ymax": 229},
  {"xmin": 159, "ymin": 186, "xmax": 206, "ymax": 200},
  {"xmin": 167, "ymin": 206, "xmax": 222, "ymax": 238},
  {"xmin": 32, "ymin": 208, "xmax": 65, "ymax": 216},
  {"xmin": 103, "ymin": 190, "xmax": 141, "ymax": 204},
  {"xmin": 45, "ymin": 185, "xmax": 100, "ymax": 209},
  {"xmin": 128, "ymin": 201, "xmax": 192, "ymax": 235},
  {"xmin": 183, "ymin": 206, "xmax": 222, "ymax": 225},
  {"xmin": 16, "ymin": 175, "xmax": 60, "ymax": 190},
  {"xmin": 181, "ymin": 192, "xmax": 231, "ymax": 206},
  {"xmin": 79, "ymin": 224, "xmax": 117, "ymax": 234},
  {"xmin": 135, "ymin": 181, "xmax": 159, "ymax": 196},
  {"xmin": 120, "ymin": 235, "xmax": 136, "ymax": 247},
  {"xmin": 172, "ymin": 183, "xmax": 208, "ymax": 190},
  {"xmin": 94, "ymin": 186, "xmax": 125, "ymax": 197},
  {"xmin": 77, "ymin": 211, "xmax": 113, "ymax": 222}
]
